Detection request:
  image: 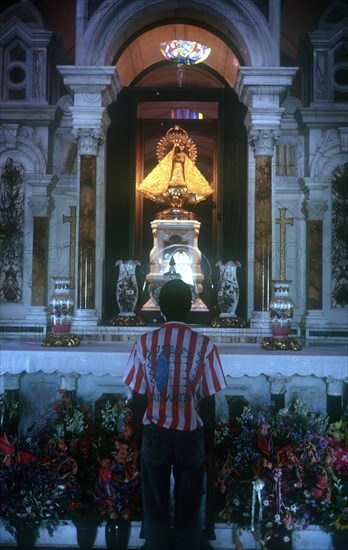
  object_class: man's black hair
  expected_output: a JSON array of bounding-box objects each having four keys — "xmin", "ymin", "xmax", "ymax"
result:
[{"xmin": 159, "ymin": 279, "xmax": 192, "ymax": 321}]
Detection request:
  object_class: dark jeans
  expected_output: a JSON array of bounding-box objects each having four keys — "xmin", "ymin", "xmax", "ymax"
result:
[{"xmin": 141, "ymin": 422, "xmax": 205, "ymax": 550}]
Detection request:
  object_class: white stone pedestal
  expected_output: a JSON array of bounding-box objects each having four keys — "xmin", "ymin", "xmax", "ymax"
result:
[{"xmin": 142, "ymin": 218, "xmax": 208, "ymax": 311}]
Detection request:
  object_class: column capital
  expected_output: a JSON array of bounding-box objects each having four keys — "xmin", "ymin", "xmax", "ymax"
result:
[
  {"xmin": 236, "ymin": 67, "xmax": 298, "ymax": 111},
  {"xmin": 300, "ymin": 178, "xmax": 329, "ymax": 220},
  {"xmin": 236, "ymin": 67, "xmax": 298, "ymax": 155},
  {"xmin": 72, "ymin": 127, "xmax": 104, "ymax": 156},
  {"xmin": 58, "ymin": 372, "xmax": 80, "ymax": 391},
  {"xmin": 249, "ymin": 128, "xmax": 281, "ymax": 156},
  {"xmin": 267, "ymin": 375, "xmax": 292, "ymax": 395},
  {"xmin": 304, "ymin": 199, "xmax": 328, "ymax": 220},
  {"xmin": 2, "ymin": 373, "xmax": 22, "ymax": 391},
  {"xmin": 57, "ymin": 66, "xmax": 118, "ymax": 142},
  {"xmin": 27, "ymin": 176, "xmax": 55, "ymax": 216},
  {"xmin": 326, "ymin": 377, "xmax": 344, "ymax": 396},
  {"xmin": 57, "ymin": 66, "xmax": 120, "ymax": 104}
]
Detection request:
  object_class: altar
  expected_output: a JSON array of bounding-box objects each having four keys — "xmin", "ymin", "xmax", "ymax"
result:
[
  {"xmin": 1, "ymin": 332, "xmax": 347, "ymax": 431},
  {"xmin": 0, "ymin": 333, "xmax": 346, "ymax": 550}
]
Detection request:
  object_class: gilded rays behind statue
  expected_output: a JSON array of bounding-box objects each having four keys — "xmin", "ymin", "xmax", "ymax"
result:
[{"xmin": 137, "ymin": 126, "xmax": 213, "ymax": 220}]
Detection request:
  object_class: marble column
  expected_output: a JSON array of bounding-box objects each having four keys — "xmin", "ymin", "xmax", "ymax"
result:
[
  {"xmin": 58, "ymin": 66, "xmax": 120, "ymax": 325},
  {"xmin": 235, "ymin": 67, "xmax": 297, "ymax": 329},
  {"xmin": 32, "ymin": 217, "xmax": 49, "ymax": 306},
  {"xmin": 249, "ymin": 131, "xmax": 280, "ymax": 314},
  {"xmin": 301, "ymin": 193, "xmax": 328, "ymax": 333},
  {"xmin": 26, "ymin": 185, "xmax": 53, "ymax": 328},
  {"xmin": 72, "ymin": 131, "xmax": 102, "ymax": 311}
]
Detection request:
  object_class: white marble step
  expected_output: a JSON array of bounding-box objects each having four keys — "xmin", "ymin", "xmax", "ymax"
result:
[{"xmin": 0, "ymin": 522, "xmax": 334, "ymax": 549}]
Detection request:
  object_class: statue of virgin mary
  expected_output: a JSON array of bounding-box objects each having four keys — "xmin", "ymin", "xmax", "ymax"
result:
[{"xmin": 137, "ymin": 126, "xmax": 213, "ymax": 219}]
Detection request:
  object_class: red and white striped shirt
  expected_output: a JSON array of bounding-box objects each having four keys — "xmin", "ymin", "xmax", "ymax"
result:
[{"xmin": 123, "ymin": 322, "xmax": 226, "ymax": 431}]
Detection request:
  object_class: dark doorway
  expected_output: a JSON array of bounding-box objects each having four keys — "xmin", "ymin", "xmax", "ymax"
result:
[{"xmin": 103, "ymin": 88, "xmax": 247, "ymax": 323}]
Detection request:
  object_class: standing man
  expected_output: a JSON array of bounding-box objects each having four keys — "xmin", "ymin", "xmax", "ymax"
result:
[{"xmin": 123, "ymin": 279, "xmax": 226, "ymax": 550}]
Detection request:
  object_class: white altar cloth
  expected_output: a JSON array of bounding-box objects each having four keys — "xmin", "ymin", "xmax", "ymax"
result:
[{"xmin": 1, "ymin": 341, "xmax": 347, "ymax": 380}]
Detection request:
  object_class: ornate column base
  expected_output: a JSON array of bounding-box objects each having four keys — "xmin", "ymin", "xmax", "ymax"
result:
[
  {"xmin": 142, "ymin": 219, "xmax": 208, "ymax": 312},
  {"xmin": 250, "ymin": 310, "xmax": 272, "ymax": 332},
  {"xmin": 301, "ymin": 309, "xmax": 329, "ymax": 339},
  {"xmin": 261, "ymin": 337, "xmax": 302, "ymax": 351},
  {"xmin": 68, "ymin": 309, "xmax": 99, "ymax": 338},
  {"xmin": 25, "ymin": 306, "xmax": 49, "ymax": 325}
]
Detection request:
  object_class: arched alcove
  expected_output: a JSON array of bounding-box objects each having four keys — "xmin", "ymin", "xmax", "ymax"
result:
[{"xmin": 80, "ymin": 0, "xmax": 278, "ymax": 69}]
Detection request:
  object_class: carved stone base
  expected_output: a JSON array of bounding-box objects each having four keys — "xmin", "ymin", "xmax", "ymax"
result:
[
  {"xmin": 261, "ymin": 337, "xmax": 302, "ymax": 351},
  {"xmin": 41, "ymin": 334, "xmax": 81, "ymax": 347},
  {"xmin": 110, "ymin": 315, "xmax": 146, "ymax": 327},
  {"xmin": 211, "ymin": 316, "xmax": 248, "ymax": 328}
]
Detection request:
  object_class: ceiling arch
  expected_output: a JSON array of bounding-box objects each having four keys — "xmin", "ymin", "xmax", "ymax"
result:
[
  {"xmin": 81, "ymin": 0, "xmax": 276, "ymax": 69},
  {"xmin": 116, "ymin": 25, "xmax": 239, "ymax": 88}
]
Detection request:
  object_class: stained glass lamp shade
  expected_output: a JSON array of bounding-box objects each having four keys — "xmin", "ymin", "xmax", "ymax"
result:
[{"xmin": 160, "ymin": 40, "xmax": 211, "ymax": 65}]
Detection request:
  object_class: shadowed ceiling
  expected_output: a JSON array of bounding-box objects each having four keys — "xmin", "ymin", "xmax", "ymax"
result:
[{"xmin": 116, "ymin": 24, "xmax": 239, "ymax": 89}]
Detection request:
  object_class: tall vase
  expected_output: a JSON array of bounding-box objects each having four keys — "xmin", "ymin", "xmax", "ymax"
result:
[
  {"xmin": 49, "ymin": 277, "xmax": 74, "ymax": 334},
  {"xmin": 14, "ymin": 525, "xmax": 38, "ymax": 549},
  {"xmin": 105, "ymin": 519, "xmax": 131, "ymax": 550},
  {"xmin": 115, "ymin": 260, "xmax": 140, "ymax": 316},
  {"xmin": 269, "ymin": 280, "xmax": 294, "ymax": 338},
  {"xmin": 261, "ymin": 524, "xmax": 292, "ymax": 549},
  {"xmin": 74, "ymin": 522, "xmax": 98, "ymax": 549},
  {"xmin": 216, "ymin": 261, "xmax": 241, "ymax": 317},
  {"xmin": 332, "ymin": 529, "xmax": 348, "ymax": 549}
]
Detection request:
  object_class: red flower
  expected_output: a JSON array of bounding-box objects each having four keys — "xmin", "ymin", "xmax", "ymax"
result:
[
  {"xmin": 0, "ymin": 434, "xmax": 15, "ymax": 455},
  {"xmin": 98, "ymin": 459, "xmax": 112, "ymax": 482},
  {"xmin": 313, "ymin": 487, "xmax": 323, "ymax": 499},
  {"xmin": 257, "ymin": 435, "xmax": 272, "ymax": 456},
  {"xmin": 17, "ymin": 451, "xmax": 36, "ymax": 464}
]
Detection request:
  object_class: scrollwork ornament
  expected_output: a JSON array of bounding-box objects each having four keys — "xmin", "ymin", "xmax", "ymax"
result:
[
  {"xmin": 28, "ymin": 196, "xmax": 53, "ymax": 217},
  {"xmin": 41, "ymin": 334, "xmax": 81, "ymax": 347},
  {"xmin": 249, "ymin": 128, "xmax": 280, "ymax": 156},
  {"xmin": 326, "ymin": 377, "xmax": 344, "ymax": 396},
  {"xmin": 305, "ymin": 199, "xmax": 328, "ymax": 221},
  {"xmin": 261, "ymin": 337, "xmax": 302, "ymax": 351},
  {"xmin": 267, "ymin": 375, "xmax": 292, "ymax": 395},
  {"xmin": 72, "ymin": 128, "xmax": 104, "ymax": 156}
]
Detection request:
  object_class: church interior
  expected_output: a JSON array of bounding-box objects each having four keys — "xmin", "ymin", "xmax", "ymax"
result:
[{"xmin": 0, "ymin": 0, "xmax": 347, "ymax": 548}]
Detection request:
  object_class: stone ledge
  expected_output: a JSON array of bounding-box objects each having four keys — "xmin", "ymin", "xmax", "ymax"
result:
[{"xmin": 0, "ymin": 522, "xmax": 334, "ymax": 549}]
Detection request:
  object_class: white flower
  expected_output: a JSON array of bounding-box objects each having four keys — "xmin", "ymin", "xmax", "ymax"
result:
[
  {"xmin": 290, "ymin": 504, "xmax": 297, "ymax": 513},
  {"xmin": 233, "ymin": 498, "xmax": 240, "ymax": 506},
  {"xmin": 263, "ymin": 499, "xmax": 269, "ymax": 507},
  {"xmin": 274, "ymin": 514, "xmax": 281, "ymax": 523},
  {"xmin": 283, "ymin": 536, "xmax": 291, "ymax": 543}
]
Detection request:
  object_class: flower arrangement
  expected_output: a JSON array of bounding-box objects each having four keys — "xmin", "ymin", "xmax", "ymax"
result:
[
  {"xmin": 94, "ymin": 399, "xmax": 141, "ymax": 520},
  {"xmin": 215, "ymin": 400, "xmax": 348, "ymax": 548},
  {"xmin": 47, "ymin": 391, "xmax": 140, "ymax": 525},
  {"xmin": 317, "ymin": 411, "xmax": 348, "ymax": 535},
  {"xmin": 0, "ymin": 433, "xmax": 64, "ymax": 538}
]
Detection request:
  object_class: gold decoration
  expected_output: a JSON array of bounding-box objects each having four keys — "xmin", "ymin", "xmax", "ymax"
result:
[
  {"xmin": 275, "ymin": 208, "xmax": 293, "ymax": 281},
  {"xmin": 41, "ymin": 334, "xmax": 81, "ymax": 347},
  {"xmin": 210, "ymin": 316, "xmax": 248, "ymax": 328},
  {"xmin": 110, "ymin": 315, "xmax": 146, "ymax": 327},
  {"xmin": 63, "ymin": 206, "xmax": 77, "ymax": 289},
  {"xmin": 138, "ymin": 126, "xmax": 213, "ymax": 218},
  {"xmin": 261, "ymin": 337, "xmax": 302, "ymax": 351},
  {"xmin": 156, "ymin": 126, "xmax": 197, "ymax": 162}
]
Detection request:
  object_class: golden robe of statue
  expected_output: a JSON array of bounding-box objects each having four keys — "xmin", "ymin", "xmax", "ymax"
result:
[{"xmin": 138, "ymin": 144, "xmax": 213, "ymax": 210}]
